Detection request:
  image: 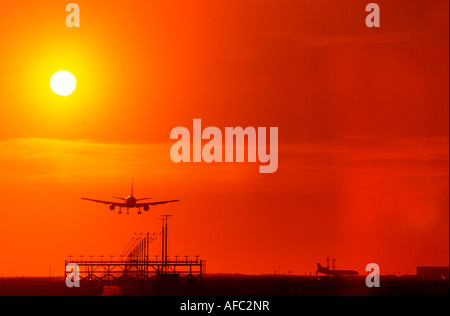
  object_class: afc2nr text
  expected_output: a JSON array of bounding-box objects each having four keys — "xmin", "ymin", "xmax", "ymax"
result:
[{"xmin": 223, "ymin": 301, "xmax": 270, "ymax": 311}]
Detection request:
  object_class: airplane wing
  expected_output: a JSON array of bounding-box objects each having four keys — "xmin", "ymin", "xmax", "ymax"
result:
[
  {"xmin": 137, "ymin": 200, "xmax": 180, "ymax": 207},
  {"xmin": 81, "ymin": 198, "xmax": 127, "ymax": 207}
]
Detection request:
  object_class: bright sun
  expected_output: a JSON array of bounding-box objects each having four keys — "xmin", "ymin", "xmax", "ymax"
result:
[{"xmin": 50, "ymin": 71, "xmax": 77, "ymax": 96}]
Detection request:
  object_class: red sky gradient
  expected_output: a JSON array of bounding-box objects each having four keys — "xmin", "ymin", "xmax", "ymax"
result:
[{"xmin": 0, "ymin": 0, "xmax": 448, "ymax": 276}]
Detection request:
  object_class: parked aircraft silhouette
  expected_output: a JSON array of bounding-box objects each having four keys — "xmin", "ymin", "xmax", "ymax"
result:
[
  {"xmin": 316, "ymin": 263, "xmax": 359, "ymax": 276},
  {"xmin": 82, "ymin": 180, "xmax": 179, "ymax": 215}
]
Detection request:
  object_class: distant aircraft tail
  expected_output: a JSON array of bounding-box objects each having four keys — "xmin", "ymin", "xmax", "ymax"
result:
[{"xmin": 317, "ymin": 263, "xmax": 327, "ymax": 274}]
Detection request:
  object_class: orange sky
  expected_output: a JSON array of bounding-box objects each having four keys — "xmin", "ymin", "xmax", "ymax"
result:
[{"xmin": 0, "ymin": 0, "xmax": 448, "ymax": 277}]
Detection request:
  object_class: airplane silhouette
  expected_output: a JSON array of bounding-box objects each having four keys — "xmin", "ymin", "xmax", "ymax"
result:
[
  {"xmin": 81, "ymin": 180, "xmax": 179, "ymax": 215},
  {"xmin": 316, "ymin": 263, "xmax": 358, "ymax": 276}
]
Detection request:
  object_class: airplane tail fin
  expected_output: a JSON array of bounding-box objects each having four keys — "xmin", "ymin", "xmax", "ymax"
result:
[{"xmin": 317, "ymin": 263, "xmax": 326, "ymax": 274}]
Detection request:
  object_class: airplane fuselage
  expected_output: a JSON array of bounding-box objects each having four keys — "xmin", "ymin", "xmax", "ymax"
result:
[
  {"xmin": 126, "ymin": 196, "xmax": 137, "ymax": 208},
  {"xmin": 324, "ymin": 269, "xmax": 358, "ymax": 276},
  {"xmin": 317, "ymin": 263, "xmax": 358, "ymax": 276}
]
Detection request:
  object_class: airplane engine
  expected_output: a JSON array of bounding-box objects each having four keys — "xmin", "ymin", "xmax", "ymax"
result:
[
  {"xmin": 144, "ymin": 205, "xmax": 150, "ymax": 211},
  {"xmin": 109, "ymin": 205, "xmax": 116, "ymax": 211}
]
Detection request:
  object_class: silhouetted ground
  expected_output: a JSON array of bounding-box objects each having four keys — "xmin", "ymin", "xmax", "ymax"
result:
[{"xmin": 0, "ymin": 275, "xmax": 448, "ymax": 296}]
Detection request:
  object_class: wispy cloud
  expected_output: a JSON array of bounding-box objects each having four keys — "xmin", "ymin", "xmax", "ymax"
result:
[
  {"xmin": 0, "ymin": 138, "xmax": 172, "ymax": 182},
  {"xmin": 0, "ymin": 136, "xmax": 448, "ymax": 185},
  {"xmin": 282, "ymin": 135, "xmax": 449, "ymax": 177},
  {"xmin": 0, "ymin": 137, "xmax": 254, "ymax": 184}
]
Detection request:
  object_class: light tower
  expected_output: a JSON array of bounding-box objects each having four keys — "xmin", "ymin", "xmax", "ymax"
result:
[{"xmin": 159, "ymin": 215, "xmax": 172, "ymax": 274}]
